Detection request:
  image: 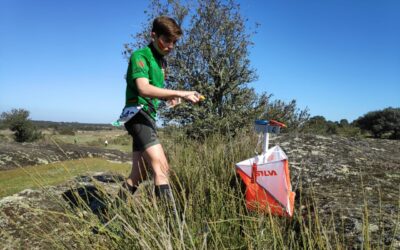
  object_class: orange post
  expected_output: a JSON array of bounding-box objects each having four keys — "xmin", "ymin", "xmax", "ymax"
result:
[{"xmin": 251, "ymin": 162, "xmax": 257, "ymax": 183}]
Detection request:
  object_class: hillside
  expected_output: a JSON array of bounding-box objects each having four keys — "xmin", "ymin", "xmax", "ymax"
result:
[{"xmin": 0, "ymin": 133, "xmax": 399, "ymax": 248}]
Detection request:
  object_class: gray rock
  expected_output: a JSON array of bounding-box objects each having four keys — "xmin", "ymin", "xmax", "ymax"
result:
[
  {"xmin": 0, "ymin": 142, "xmax": 130, "ymax": 170},
  {"xmin": 273, "ymin": 133, "xmax": 400, "ymax": 248},
  {"xmin": 0, "ymin": 172, "xmax": 125, "ymax": 249}
]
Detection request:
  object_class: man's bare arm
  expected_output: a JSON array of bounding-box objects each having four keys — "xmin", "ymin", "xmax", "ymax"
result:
[{"xmin": 136, "ymin": 78, "xmax": 200, "ymax": 103}]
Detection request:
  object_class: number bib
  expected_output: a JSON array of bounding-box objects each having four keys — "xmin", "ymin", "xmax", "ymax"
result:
[{"xmin": 112, "ymin": 106, "xmax": 143, "ymax": 127}]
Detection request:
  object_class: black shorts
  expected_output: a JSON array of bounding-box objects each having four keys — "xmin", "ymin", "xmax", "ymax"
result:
[{"xmin": 124, "ymin": 110, "xmax": 159, "ymax": 151}]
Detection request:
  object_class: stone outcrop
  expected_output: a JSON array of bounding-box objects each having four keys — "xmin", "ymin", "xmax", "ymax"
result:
[
  {"xmin": 0, "ymin": 141, "xmax": 130, "ymax": 170},
  {"xmin": 0, "ymin": 134, "xmax": 399, "ymax": 248},
  {"xmin": 0, "ymin": 172, "xmax": 125, "ymax": 249},
  {"xmin": 275, "ymin": 134, "xmax": 400, "ymax": 247}
]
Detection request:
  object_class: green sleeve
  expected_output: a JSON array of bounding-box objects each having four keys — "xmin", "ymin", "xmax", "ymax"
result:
[{"xmin": 130, "ymin": 53, "xmax": 149, "ymax": 80}]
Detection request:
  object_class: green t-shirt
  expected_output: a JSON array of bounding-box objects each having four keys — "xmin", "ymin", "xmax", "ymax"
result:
[{"xmin": 125, "ymin": 44, "xmax": 165, "ymax": 120}]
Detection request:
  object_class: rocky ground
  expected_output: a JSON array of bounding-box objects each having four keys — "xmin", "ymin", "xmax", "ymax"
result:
[
  {"xmin": 0, "ymin": 172, "xmax": 126, "ymax": 249},
  {"xmin": 275, "ymin": 133, "xmax": 400, "ymax": 248},
  {"xmin": 0, "ymin": 134, "xmax": 399, "ymax": 249},
  {"xmin": 0, "ymin": 141, "xmax": 130, "ymax": 170}
]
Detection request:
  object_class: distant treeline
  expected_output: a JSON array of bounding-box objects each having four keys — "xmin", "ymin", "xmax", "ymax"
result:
[
  {"xmin": 31, "ymin": 120, "xmax": 118, "ymax": 131},
  {"xmin": 0, "ymin": 119, "xmax": 116, "ymax": 131},
  {"xmin": 0, "ymin": 109, "xmax": 124, "ymax": 142},
  {"xmin": 1, "ymin": 107, "xmax": 399, "ymax": 142},
  {"xmin": 301, "ymin": 107, "xmax": 399, "ymax": 139}
]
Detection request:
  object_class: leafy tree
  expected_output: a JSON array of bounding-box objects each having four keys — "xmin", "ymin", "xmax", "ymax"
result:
[
  {"xmin": 302, "ymin": 116, "xmax": 338, "ymax": 134},
  {"xmin": 302, "ymin": 116, "xmax": 331, "ymax": 134},
  {"xmin": 0, "ymin": 109, "xmax": 42, "ymax": 142},
  {"xmin": 126, "ymin": 0, "xmax": 309, "ymax": 137},
  {"xmin": 339, "ymin": 119, "xmax": 349, "ymax": 127},
  {"xmin": 261, "ymin": 99, "xmax": 310, "ymax": 132},
  {"xmin": 301, "ymin": 116, "xmax": 363, "ymax": 138},
  {"xmin": 354, "ymin": 107, "xmax": 400, "ymax": 139}
]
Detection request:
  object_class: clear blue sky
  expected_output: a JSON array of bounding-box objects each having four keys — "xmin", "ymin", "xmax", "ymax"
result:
[{"xmin": 1, "ymin": 0, "xmax": 399, "ymax": 123}]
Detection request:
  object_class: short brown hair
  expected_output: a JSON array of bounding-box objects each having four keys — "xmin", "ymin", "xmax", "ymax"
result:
[{"xmin": 152, "ymin": 16, "xmax": 182, "ymax": 39}]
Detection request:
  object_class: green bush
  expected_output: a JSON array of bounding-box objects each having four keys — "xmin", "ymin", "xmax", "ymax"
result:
[
  {"xmin": 110, "ymin": 134, "xmax": 131, "ymax": 146},
  {"xmin": 301, "ymin": 116, "xmax": 363, "ymax": 138},
  {"xmin": 1, "ymin": 108, "xmax": 42, "ymax": 142},
  {"xmin": 336, "ymin": 120, "xmax": 362, "ymax": 138},
  {"xmin": 56, "ymin": 127, "xmax": 75, "ymax": 136},
  {"xmin": 302, "ymin": 116, "xmax": 333, "ymax": 135},
  {"xmin": 0, "ymin": 134, "xmax": 9, "ymax": 143},
  {"xmin": 354, "ymin": 107, "xmax": 400, "ymax": 139}
]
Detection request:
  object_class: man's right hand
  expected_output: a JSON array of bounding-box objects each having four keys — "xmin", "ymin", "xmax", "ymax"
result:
[{"xmin": 181, "ymin": 91, "xmax": 202, "ymax": 103}]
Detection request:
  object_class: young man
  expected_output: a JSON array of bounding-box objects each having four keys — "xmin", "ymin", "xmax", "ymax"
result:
[{"xmin": 119, "ymin": 16, "xmax": 201, "ymax": 201}]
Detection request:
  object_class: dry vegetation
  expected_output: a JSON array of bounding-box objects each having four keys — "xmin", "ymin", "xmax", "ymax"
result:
[{"xmin": 0, "ymin": 128, "xmax": 399, "ymax": 249}]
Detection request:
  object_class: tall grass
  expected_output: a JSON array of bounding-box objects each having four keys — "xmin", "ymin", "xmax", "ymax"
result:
[{"xmin": 17, "ymin": 131, "xmax": 399, "ymax": 249}]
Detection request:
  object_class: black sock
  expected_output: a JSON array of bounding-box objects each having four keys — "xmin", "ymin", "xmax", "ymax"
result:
[
  {"xmin": 123, "ymin": 182, "xmax": 138, "ymax": 194},
  {"xmin": 154, "ymin": 184, "xmax": 172, "ymax": 199},
  {"xmin": 117, "ymin": 181, "xmax": 137, "ymax": 201},
  {"xmin": 155, "ymin": 184, "xmax": 182, "ymax": 224}
]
